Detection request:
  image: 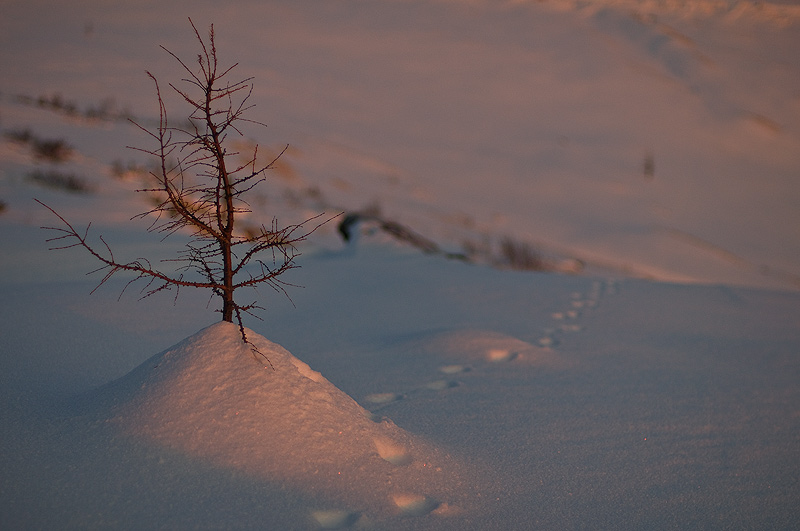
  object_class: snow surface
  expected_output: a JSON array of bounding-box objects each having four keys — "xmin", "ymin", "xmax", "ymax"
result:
[{"xmin": 2, "ymin": 0, "xmax": 800, "ymax": 529}]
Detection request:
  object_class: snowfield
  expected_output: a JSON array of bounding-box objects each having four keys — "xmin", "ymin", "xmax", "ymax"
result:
[{"xmin": 2, "ymin": 0, "xmax": 799, "ymax": 529}]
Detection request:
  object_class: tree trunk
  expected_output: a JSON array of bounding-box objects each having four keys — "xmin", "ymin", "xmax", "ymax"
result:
[
  {"xmin": 221, "ymin": 226, "xmax": 235, "ymax": 322},
  {"xmin": 221, "ymin": 286, "xmax": 235, "ymax": 322},
  {"xmin": 220, "ymin": 201, "xmax": 235, "ymax": 323}
]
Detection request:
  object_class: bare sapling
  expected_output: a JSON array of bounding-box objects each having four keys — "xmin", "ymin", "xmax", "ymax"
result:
[{"xmin": 38, "ymin": 20, "xmax": 327, "ymax": 361}]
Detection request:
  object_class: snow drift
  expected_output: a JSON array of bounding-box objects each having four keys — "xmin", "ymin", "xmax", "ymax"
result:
[{"xmin": 96, "ymin": 322, "xmax": 486, "ymax": 525}]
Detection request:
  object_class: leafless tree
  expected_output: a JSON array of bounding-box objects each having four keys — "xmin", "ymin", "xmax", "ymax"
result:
[{"xmin": 38, "ymin": 20, "xmax": 326, "ymax": 356}]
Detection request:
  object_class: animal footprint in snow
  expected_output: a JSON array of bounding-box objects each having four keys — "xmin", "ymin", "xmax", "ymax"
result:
[
  {"xmin": 543, "ymin": 280, "xmax": 618, "ymax": 347},
  {"xmin": 311, "ymin": 509, "xmax": 361, "ymax": 529},
  {"xmin": 392, "ymin": 493, "xmax": 439, "ymax": 517},
  {"xmin": 439, "ymin": 364, "xmax": 470, "ymax": 374},
  {"xmin": 416, "ymin": 329, "xmax": 567, "ymax": 368},
  {"xmin": 364, "ymin": 392, "xmax": 403, "ymax": 405},
  {"xmin": 423, "ymin": 379, "xmax": 460, "ymax": 391},
  {"xmin": 486, "ymin": 348, "xmax": 518, "ymax": 362},
  {"xmin": 364, "ymin": 378, "xmax": 458, "ymax": 412},
  {"xmin": 362, "ymin": 329, "xmax": 571, "ymax": 414},
  {"xmin": 537, "ymin": 335, "xmax": 557, "ymax": 347},
  {"xmin": 373, "ymin": 436, "xmax": 412, "ymax": 465}
]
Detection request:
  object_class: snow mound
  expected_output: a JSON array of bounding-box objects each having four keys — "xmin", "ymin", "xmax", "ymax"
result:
[
  {"xmin": 101, "ymin": 322, "xmax": 483, "ymax": 522},
  {"xmin": 414, "ymin": 329, "xmax": 572, "ymax": 368}
]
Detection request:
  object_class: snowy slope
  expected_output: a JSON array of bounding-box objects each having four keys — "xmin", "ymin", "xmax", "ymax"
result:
[
  {"xmin": 2, "ymin": 0, "xmax": 799, "ymax": 289},
  {"xmin": 2, "ymin": 241, "xmax": 799, "ymax": 529},
  {"xmin": 2, "ymin": 0, "xmax": 800, "ymax": 529}
]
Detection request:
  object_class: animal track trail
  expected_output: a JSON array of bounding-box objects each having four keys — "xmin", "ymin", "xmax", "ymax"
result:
[
  {"xmin": 537, "ymin": 278, "xmax": 618, "ymax": 348},
  {"xmin": 312, "ymin": 279, "xmax": 621, "ymax": 527},
  {"xmin": 307, "ymin": 426, "xmax": 458, "ymax": 527},
  {"xmin": 363, "ymin": 364, "xmax": 467, "ymax": 413},
  {"xmin": 363, "ymin": 278, "xmax": 620, "ymax": 415}
]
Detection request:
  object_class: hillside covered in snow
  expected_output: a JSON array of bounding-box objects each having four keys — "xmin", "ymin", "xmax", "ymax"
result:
[{"xmin": 1, "ymin": 0, "xmax": 799, "ymax": 529}]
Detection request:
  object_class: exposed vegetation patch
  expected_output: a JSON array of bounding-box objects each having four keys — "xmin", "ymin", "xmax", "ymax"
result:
[
  {"xmin": 12, "ymin": 93, "xmax": 135, "ymax": 123},
  {"xmin": 339, "ymin": 211, "xmax": 453, "ymax": 257},
  {"xmin": 337, "ymin": 211, "xmax": 584, "ymax": 274},
  {"xmin": 643, "ymin": 152, "xmax": 655, "ymax": 179},
  {"xmin": 4, "ymin": 129, "xmax": 73, "ymax": 162},
  {"xmin": 498, "ymin": 236, "xmax": 546, "ymax": 271},
  {"xmin": 27, "ymin": 170, "xmax": 93, "ymax": 194}
]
